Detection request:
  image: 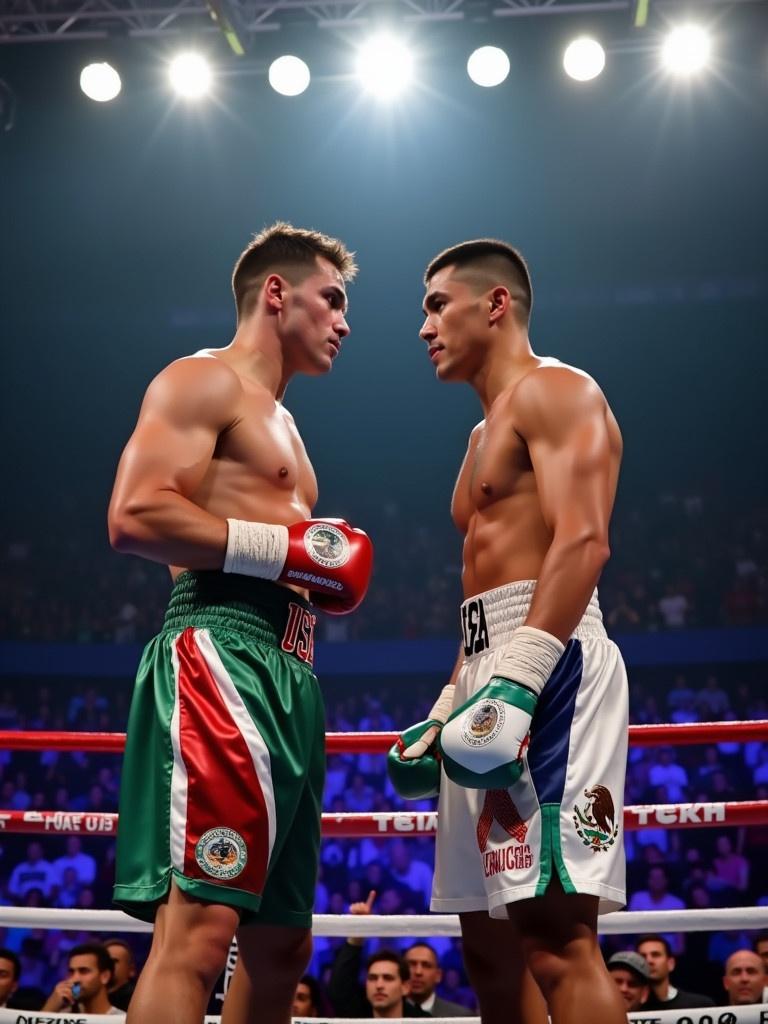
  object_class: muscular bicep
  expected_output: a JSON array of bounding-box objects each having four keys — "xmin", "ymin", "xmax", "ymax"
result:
[
  {"xmin": 522, "ymin": 373, "xmax": 615, "ymax": 545},
  {"xmin": 110, "ymin": 358, "xmax": 240, "ymax": 514}
]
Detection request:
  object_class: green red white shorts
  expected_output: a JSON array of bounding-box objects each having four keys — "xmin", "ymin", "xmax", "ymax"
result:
[{"xmin": 114, "ymin": 571, "xmax": 325, "ymax": 927}]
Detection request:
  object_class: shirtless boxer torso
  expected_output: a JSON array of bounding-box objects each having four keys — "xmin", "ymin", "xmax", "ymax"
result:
[{"xmin": 390, "ymin": 238, "xmax": 628, "ymax": 1024}]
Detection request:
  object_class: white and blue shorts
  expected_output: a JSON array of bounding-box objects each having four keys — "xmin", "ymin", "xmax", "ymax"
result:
[{"xmin": 431, "ymin": 580, "xmax": 628, "ymax": 919}]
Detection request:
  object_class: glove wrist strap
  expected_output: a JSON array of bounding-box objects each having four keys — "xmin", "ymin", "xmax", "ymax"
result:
[
  {"xmin": 223, "ymin": 519, "xmax": 289, "ymax": 579},
  {"xmin": 494, "ymin": 626, "xmax": 565, "ymax": 697}
]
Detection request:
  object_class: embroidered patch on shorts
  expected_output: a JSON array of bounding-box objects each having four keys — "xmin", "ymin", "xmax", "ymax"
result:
[
  {"xmin": 572, "ymin": 785, "xmax": 619, "ymax": 851},
  {"xmin": 195, "ymin": 827, "xmax": 248, "ymax": 879},
  {"xmin": 461, "ymin": 699, "xmax": 505, "ymax": 747},
  {"xmin": 303, "ymin": 523, "xmax": 350, "ymax": 569}
]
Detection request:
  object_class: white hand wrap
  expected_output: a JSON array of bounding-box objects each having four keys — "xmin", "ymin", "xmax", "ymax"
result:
[
  {"xmin": 223, "ymin": 519, "xmax": 289, "ymax": 579},
  {"xmin": 494, "ymin": 626, "xmax": 566, "ymax": 697},
  {"xmin": 427, "ymin": 682, "xmax": 456, "ymax": 725},
  {"xmin": 402, "ymin": 683, "xmax": 455, "ymax": 760}
]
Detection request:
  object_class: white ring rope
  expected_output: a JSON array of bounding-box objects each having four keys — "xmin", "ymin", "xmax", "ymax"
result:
[
  {"xmin": 0, "ymin": 906, "xmax": 765, "ymax": 935},
  {"xmin": 0, "ymin": 1011, "xmax": 763, "ymax": 1024}
]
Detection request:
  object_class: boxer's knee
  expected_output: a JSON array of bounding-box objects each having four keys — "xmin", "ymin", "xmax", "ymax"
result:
[{"xmin": 523, "ymin": 930, "xmax": 601, "ymax": 998}]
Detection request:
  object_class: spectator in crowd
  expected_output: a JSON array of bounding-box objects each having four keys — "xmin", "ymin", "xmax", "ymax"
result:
[
  {"xmin": 648, "ymin": 749, "xmax": 689, "ymax": 802},
  {"xmin": 403, "ymin": 943, "xmax": 468, "ymax": 1016},
  {"xmin": 636, "ymin": 935, "xmax": 714, "ymax": 1010},
  {"xmin": 696, "ymin": 675, "xmax": 730, "ymax": 719},
  {"xmin": 722, "ymin": 950, "xmax": 767, "ymax": 1006},
  {"xmin": 657, "ymin": 583, "xmax": 689, "ymax": 628},
  {"xmin": 389, "ymin": 842, "xmax": 433, "ymax": 909},
  {"xmin": 327, "ymin": 893, "xmax": 429, "ymax": 1017},
  {"xmin": 53, "ymin": 867, "xmax": 82, "ymax": 909},
  {"xmin": 53, "ymin": 836, "xmax": 97, "ymax": 889},
  {"xmin": 41, "ymin": 942, "xmax": 124, "ymax": 1016},
  {"xmin": 104, "ymin": 938, "xmax": 137, "ymax": 1011},
  {"xmin": 708, "ymin": 835, "xmax": 750, "ymax": 895},
  {"xmin": 0, "ymin": 949, "xmax": 20, "ymax": 1008},
  {"xmin": 292, "ymin": 974, "xmax": 323, "ymax": 1017},
  {"xmin": 7, "ymin": 842, "xmax": 57, "ymax": 903},
  {"xmin": 754, "ymin": 931, "xmax": 768, "ymax": 972},
  {"xmin": 364, "ymin": 952, "xmax": 429, "ymax": 1019},
  {"xmin": 606, "ymin": 952, "xmax": 650, "ymax": 1013},
  {"xmin": 628, "ymin": 871, "xmax": 685, "ymax": 954}
]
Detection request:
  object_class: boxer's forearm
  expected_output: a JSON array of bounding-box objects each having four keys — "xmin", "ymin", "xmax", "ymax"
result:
[
  {"xmin": 108, "ymin": 489, "xmax": 228, "ymax": 568},
  {"xmin": 523, "ymin": 533, "xmax": 609, "ymax": 643}
]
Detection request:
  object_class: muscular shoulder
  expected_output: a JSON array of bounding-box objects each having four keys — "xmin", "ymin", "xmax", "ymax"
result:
[
  {"xmin": 511, "ymin": 361, "xmax": 606, "ymax": 436},
  {"xmin": 142, "ymin": 354, "xmax": 243, "ymax": 430}
]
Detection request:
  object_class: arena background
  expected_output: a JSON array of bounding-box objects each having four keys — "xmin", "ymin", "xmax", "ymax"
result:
[{"xmin": 1, "ymin": 0, "xmax": 768, "ymax": 1017}]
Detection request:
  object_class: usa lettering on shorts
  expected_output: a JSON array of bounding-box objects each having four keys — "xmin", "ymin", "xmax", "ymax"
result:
[
  {"xmin": 461, "ymin": 597, "xmax": 490, "ymax": 656},
  {"xmin": 281, "ymin": 602, "xmax": 316, "ymax": 665}
]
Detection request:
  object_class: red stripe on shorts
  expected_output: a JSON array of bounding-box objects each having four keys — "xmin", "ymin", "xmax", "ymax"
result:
[{"xmin": 175, "ymin": 627, "xmax": 270, "ymax": 894}]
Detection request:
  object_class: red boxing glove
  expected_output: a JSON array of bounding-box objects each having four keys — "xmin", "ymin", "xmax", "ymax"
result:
[{"xmin": 280, "ymin": 519, "xmax": 373, "ymax": 615}]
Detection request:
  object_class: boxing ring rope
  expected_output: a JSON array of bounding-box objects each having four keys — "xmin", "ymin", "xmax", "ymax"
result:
[
  {"xmin": 0, "ymin": 1015, "xmax": 764, "ymax": 1024},
  {"xmin": 0, "ymin": 904, "xmax": 766, "ymax": 937},
  {"xmin": 0, "ymin": 801, "xmax": 766, "ymax": 838},
  {"xmin": 2, "ymin": 719, "xmax": 767, "ymax": 754}
]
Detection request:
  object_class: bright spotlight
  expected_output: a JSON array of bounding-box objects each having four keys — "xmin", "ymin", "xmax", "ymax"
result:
[
  {"xmin": 661, "ymin": 24, "xmax": 712, "ymax": 75},
  {"xmin": 169, "ymin": 53, "xmax": 212, "ymax": 99},
  {"xmin": 80, "ymin": 62, "xmax": 122, "ymax": 102},
  {"xmin": 269, "ymin": 55, "xmax": 310, "ymax": 96},
  {"xmin": 467, "ymin": 46, "xmax": 510, "ymax": 88},
  {"xmin": 563, "ymin": 37, "xmax": 605, "ymax": 82},
  {"xmin": 356, "ymin": 33, "xmax": 414, "ymax": 100}
]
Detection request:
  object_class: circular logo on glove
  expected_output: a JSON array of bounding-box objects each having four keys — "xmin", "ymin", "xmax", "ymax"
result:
[
  {"xmin": 195, "ymin": 827, "xmax": 248, "ymax": 880},
  {"xmin": 303, "ymin": 523, "xmax": 350, "ymax": 569},
  {"xmin": 461, "ymin": 700, "xmax": 506, "ymax": 747}
]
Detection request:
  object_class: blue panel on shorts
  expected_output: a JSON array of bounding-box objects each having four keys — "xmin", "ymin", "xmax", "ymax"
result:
[{"xmin": 527, "ymin": 640, "xmax": 584, "ymax": 805}]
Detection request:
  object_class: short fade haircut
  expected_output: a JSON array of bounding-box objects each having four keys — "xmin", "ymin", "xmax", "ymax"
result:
[
  {"xmin": 69, "ymin": 942, "xmax": 115, "ymax": 979},
  {"xmin": 232, "ymin": 221, "xmax": 357, "ymax": 323},
  {"xmin": 366, "ymin": 948, "xmax": 409, "ymax": 984},
  {"xmin": 424, "ymin": 238, "xmax": 533, "ymax": 324},
  {"xmin": 637, "ymin": 934, "xmax": 673, "ymax": 958},
  {"xmin": 0, "ymin": 948, "xmax": 21, "ymax": 981}
]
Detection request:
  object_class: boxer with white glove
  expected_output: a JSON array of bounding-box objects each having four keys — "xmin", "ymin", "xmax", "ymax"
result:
[
  {"xmin": 387, "ymin": 682, "xmax": 455, "ymax": 799},
  {"xmin": 439, "ymin": 626, "xmax": 565, "ymax": 789},
  {"xmin": 224, "ymin": 517, "xmax": 373, "ymax": 614}
]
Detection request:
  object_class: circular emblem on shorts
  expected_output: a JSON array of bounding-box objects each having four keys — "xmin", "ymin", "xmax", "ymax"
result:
[
  {"xmin": 195, "ymin": 828, "xmax": 248, "ymax": 880},
  {"xmin": 461, "ymin": 699, "xmax": 506, "ymax": 747},
  {"xmin": 303, "ymin": 523, "xmax": 350, "ymax": 569}
]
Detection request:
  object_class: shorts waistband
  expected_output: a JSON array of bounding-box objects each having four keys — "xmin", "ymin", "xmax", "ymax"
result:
[
  {"xmin": 460, "ymin": 580, "xmax": 606, "ymax": 659},
  {"xmin": 162, "ymin": 571, "xmax": 316, "ymax": 666}
]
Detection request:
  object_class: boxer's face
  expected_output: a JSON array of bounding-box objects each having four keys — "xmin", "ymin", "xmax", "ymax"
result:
[
  {"xmin": 278, "ymin": 257, "xmax": 350, "ymax": 375},
  {"xmin": 420, "ymin": 266, "xmax": 490, "ymax": 383}
]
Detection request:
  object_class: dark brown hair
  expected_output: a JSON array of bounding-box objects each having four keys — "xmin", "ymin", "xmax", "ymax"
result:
[
  {"xmin": 232, "ymin": 221, "xmax": 357, "ymax": 322},
  {"xmin": 425, "ymin": 238, "xmax": 533, "ymax": 323}
]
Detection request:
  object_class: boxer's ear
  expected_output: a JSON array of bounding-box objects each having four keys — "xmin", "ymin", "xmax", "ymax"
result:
[
  {"xmin": 264, "ymin": 273, "xmax": 286, "ymax": 312},
  {"xmin": 488, "ymin": 286, "xmax": 510, "ymax": 324}
]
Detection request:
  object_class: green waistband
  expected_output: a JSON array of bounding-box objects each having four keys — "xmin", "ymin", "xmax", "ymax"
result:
[{"xmin": 162, "ymin": 571, "xmax": 313, "ymax": 648}]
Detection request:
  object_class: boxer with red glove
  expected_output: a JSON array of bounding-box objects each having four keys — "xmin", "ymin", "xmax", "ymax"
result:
[{"xmin": 224, "ymin": 517, "xmax": 373, "ymax": 614}]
